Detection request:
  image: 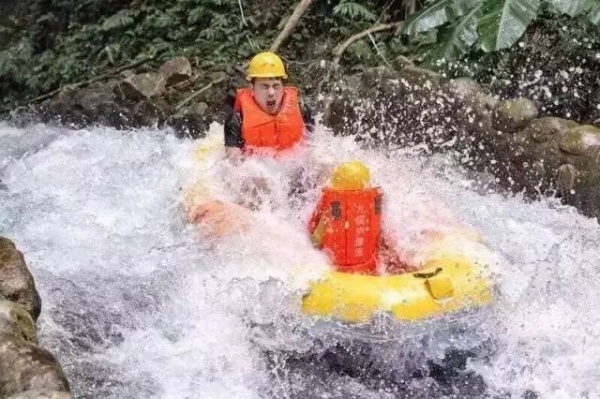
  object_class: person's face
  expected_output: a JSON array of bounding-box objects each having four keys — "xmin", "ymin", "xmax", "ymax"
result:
[{"xmin": 252, "ymin": 78, "xmax": 284, "ymax": 115}]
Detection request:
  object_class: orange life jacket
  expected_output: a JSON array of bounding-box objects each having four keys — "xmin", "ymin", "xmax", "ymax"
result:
[
  {"xmin": 309, "ymin": 187, "xmax": 383, "ymax": 275},
  {"xmin": 234, "ymin": 87, "xmax": 305, "ymax": 153}
]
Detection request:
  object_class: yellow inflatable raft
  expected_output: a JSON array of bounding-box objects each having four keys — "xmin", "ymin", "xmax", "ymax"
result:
[
  {"xmin": 188, "ymin": 135, "xmax": 494, "ymax": 324},
  {"xmin": 302, "ymin": 254, "xmax": 493, "ymax": 323}
]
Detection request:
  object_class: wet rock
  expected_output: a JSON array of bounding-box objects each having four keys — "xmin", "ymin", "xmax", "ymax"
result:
[
  {"xmin": 0, "ymin": 238, "xmax": 42, "ymax": 321},
  {"xmin": 444, "ymin": 78, "xmax": 498, "ymax": 111},
  {"xmin": 75, "ymin": 84, "xmax": 117, "ymax": 114},
  {"xmin": 93, "ymin": 101, "xmax": 133, "ymax": 130},
  {"xmin": 55, "ymin": 86, "xmax": 79, "ymax": 105},
  {"xmin": 0, "ymin": 301, "xmax": 37, "ymax": 343},
  {"xmin": 523, "ymin": 117, "xmax": 571, "ymax": 143},
  {"xmin": 167, "ymin": 112, "xmax": 209, "ymax": 139},
  {"xmin": 391, "ymin": 55, "xmax": 414, "ymax": 71},
  {"xmin": 116, "ymin": 72, "xmax": 166, "ymax": 101},
  {"xmin": 531, "ymin": 161, "xmax": 546, "ymax": 179},
  {"xmin": 37, "ymin": 103, "xmax": 92, "ymax": 129},
  {"xmin": 577, "ymin": 171, "xmax": 600, "ymax": 221},
  {"xmin": 444, "ymin": 78, "xmax": 480, "ymax": 100},
  {"xmin": 130, "ymin": 99, "xmax": 167, "ymax": 127},
  {"xmin": 179, "ymin": 102, "xmax": 208, "ymax": 117},
  {"xmin": 494, "ymin": 98, "xmax": 539, "ymax": 132},
  {"xmin": 8, "ymin": 107, "xmax": 41, "ymax": 128},
  {"xmin": 0, "ymin": 334, "xmax": 70, "ymax": 397},
  {"xmin": 6, "ymin": 390, "xmax": 71, "ymax": 399},
  {"xmin": 398, "ymin": 65, "xmax": 441, "ymax": 91},
  {"xmin": 168, "ymin": 101, "xmax": 210, "ymax": 138},
  {"xmin": 556, "ymin": 164, "xmax": 578, "ymax": 195},
  {"xmin": 158, "ymin": 56, "xmax": 192, "ymax": 87},
  {"xmin": 360, "ymin": 66, "xmax": 399, "ymax": 88},
  {"xmin": 559, "ymin": 125, "xmax": 600, "ymax": 155}
]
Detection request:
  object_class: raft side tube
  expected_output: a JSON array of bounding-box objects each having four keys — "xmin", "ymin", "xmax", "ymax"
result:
[{"xmin": 302, "ymin": 255, "xmax": 493, "ymax": 323}]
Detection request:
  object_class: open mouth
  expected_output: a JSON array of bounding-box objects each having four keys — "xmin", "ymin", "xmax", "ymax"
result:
[{"xmin": 267, "ymin": 100, "xmax": 276, "ymax": 108}]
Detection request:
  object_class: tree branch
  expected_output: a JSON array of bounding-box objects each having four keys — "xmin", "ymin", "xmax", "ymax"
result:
[
  {"xmin": 269, "ymin": 0, "xmax": 314, "ymax": 54},
  {"xmin": 331, "ymin": 22, "xmax": 403, "ymax": 72},
  {"xmin": 317, "ymin": 21, "xmax": 403, "ymax": 94},
  {"xmin": 175, "ymin": 76, "xmax": 227, "ymax": 110}
]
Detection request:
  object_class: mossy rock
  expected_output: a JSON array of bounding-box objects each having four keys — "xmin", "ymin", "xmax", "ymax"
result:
[
  {"xmin": 559, "ymin": 125, "xmax": 600, "ymax": 155},
  {"xmin": 6, "ymin": 390, "xmax": 71, "ymax": 399},
  {"xmin": 522, "ymin": 117, "xmax": 570, "ymax": 143},
  {"xmin": 494, "ymin": 98, "xmax": 539, "ymax": 132},
  {"xmin": 0, "ymin": 300, "xmax": 37, "ymax": 342}
]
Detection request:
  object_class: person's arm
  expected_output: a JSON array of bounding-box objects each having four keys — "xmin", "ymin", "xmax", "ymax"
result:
[
  {"xmin": 308, "ymin": 196, "xmax": 329, "ymax": 248},
  {"xmin": 224, "ymin": 111, "xmax": 244, "ymax": 160},
  {"xmin": 311, "ymin": 217, "xmax": 328, "ymax": 247}
]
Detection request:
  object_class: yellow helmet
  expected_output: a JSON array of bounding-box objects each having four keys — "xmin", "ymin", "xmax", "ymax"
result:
[
  {"xmin": 330, "ymin": 161, "xmax": 371, "ymax": 191},
  {"xmin": 247, "ymin": 52, "xmax": 288, "ymax": 80}
]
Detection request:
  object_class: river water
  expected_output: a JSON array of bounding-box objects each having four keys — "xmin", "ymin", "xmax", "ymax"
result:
[{"xmin": 1, "ymin": 122, "xmax": 598, "ymax": 399}]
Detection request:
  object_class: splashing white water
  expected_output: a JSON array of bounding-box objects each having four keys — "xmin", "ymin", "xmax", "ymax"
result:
[{"xmin": 1, "ymin": 121, "xmax": 599, "ymax": 398}]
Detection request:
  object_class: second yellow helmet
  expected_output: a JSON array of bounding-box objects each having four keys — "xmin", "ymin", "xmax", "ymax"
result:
[
  {"xmin": 330, "ymin": 161, "xmax": 371, "ymax": 191},
  {"xmin": 247, "ymin": 52, "xmax": 288, "ymax": 80}
]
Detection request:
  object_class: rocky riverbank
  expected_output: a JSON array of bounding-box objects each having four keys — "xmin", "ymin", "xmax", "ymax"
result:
[
  {"xmin": 323, "ymin": 57, "xmax": 600, "ymax": 222},
  {"xmin": 0, "ymin": 237, "xmax": 71, "ymax": 398}
]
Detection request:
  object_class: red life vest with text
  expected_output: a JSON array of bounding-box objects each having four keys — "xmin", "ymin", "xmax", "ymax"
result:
[{"xmin": 309, "ymin": 187, "xmax": 383, "ymax": 275}]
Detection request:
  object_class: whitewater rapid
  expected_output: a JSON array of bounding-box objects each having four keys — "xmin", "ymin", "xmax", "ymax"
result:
[{"xmin": 1, "ymin": 122, "xmax": 599, "ymax": 398}]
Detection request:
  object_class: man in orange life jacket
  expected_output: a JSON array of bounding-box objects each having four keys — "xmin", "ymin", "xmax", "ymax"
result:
[
  {"xmin": 224, "ymin": 52, "xmax": 314, "ymax": 159},
  {"xmin": 308, "ymin": 161, "xmax": 414, "ymax": 275}
]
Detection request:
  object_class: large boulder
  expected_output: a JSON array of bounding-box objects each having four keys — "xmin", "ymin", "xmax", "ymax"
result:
[
  {"xmin": 0, "ymin": 301, "xmax": 37, "ymax": 343},
  {"xmin": 158, "ymin": 56, "xmax": 192, "ymax": 87},
  {"xmin": 0, "ymin": 238, "xmax": 41, "ymax": 321},
  {"xmin": 0, "ymin": 334, "xmax": 70, "ymax": 397},
  {"xmin": 6, "ymin": 390, "xmax": 71, "ymax": 399},
  {"xmin": 116, "ymin": 72, "xmax": 166, "ymax": 101}
]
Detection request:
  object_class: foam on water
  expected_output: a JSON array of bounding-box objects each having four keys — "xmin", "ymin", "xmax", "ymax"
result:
[{"xmin": 1, "ymin": 121, "xmax": 599, "ymax": 398}]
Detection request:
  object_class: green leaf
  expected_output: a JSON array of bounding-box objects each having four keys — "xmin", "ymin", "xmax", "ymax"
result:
[
  {"xmin": 101, "ymin": 11, "xmax": 134, "ymax": 32},
  {"xmin": 449, "ymin": 0, "xmax": 483, "ymax": 17},
  {"xmin": 188, "ymin": 7, "xmax": 206, "ymax": 24},
  {"xmin": 585, "ymin": 0, "xmax": 600, "ymax": 24},
  {"xmin": 333, "ymin": 1, "xmax": 377, "ymax": 21},
  {"xmin": 0, "ymin": 51, "xmax": 17, "ymax": 77},
  {"xmin": 478, "ymin": 0, "xmax": 540, "ymax": 52},
  {"xmin": 403, "ymin": 0, "xmax": 450, "ymax": 36},
  {"xmin": 348, "ymin": 39, "xmax": 373, "ymax": 60},
  {"xmin": 546, "ymin": 0, "xmax": 587, "ymax": 16},
  {"xmin": 150, "ymin": 11, "xmax": 174, "ymax": 29},
  {"xmin": 424, "ymin": 3, "xmax": 483, "ymax": 64}
]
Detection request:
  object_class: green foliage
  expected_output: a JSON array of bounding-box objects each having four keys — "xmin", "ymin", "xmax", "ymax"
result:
[
  {"xmin": 438, "ymin": 11, "xmax": 600, "ymax": 123},
  {"xmin": 334, "ymin": 1, "xmax": 378, "ymax": 21},
  {"xmin": 478, "ymin": 0, "xmax": 540, "ymax": 52},
  {"xmin": 402, "ymin": 0, "xmax": 600, "ymax": 65},
  {"xmin": 101, "ymin": 11, "xmax": 135, "ymax": 32},
  {"xmin": 1, "ymin": 0, "xmax": 598, "ymax": 114},
  {"xmin": 0, "ymin": 0, "xmax": 410, "ymax": 112},
  {"xmin": 423, "ymin": 4, "xmax": 482, "ymax": 64}
]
